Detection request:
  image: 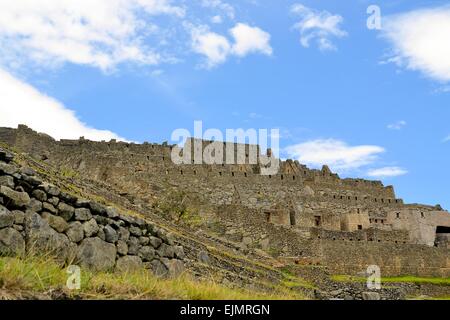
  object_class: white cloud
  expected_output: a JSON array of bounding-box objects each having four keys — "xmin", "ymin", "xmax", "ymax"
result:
[
  {"xmin": 230, "ymin": 23, "xmax": 273, "ymax": 57},
  {"xmin": 387, "ymin": 120, "xmax": 407, "ymax": 130},
  {"xmin": 444, "ymin": 136, "xmax": 450, "ymax": 143},
  {"xmin": 0, "ymin": 0, "xmax": 185, "ymax": 71},
  {"xmin": 285, "ymin": 139, "xmax": 385, "ymax": 171},
  {"xmin": 189, "ymin": 23, "xmax": 272, "ymax": 68},
  {"xmin": 382, "ymin": 6, "xmax": 450, "ymax": 82},
  {"xmin": 367, "ymin": 167, "xmax": 408, "ymax": 178},
  {"xmin": 201, "ymin": 0, "xmax": 235, "ymax": 19},
  {"xmin": 211, "ymin": 15, "xmax": 223, "ymax": 24},
  {"xmin": 290, "ymin": 3, "xmax": 347, "ymax": 51},
  {"xmin": 0, "ymin": 68, "xmax": 126, "ymax": 141}
]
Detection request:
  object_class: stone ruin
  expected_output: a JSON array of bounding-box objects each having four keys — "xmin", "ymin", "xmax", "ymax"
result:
[{"xmin": 0, "ymin": 125, "xmax": 449, "ymax": 277}]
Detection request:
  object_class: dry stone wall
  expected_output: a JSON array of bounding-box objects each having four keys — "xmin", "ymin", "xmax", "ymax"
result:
[{"xmin": 0, "ymin": 147, "xmax": 185, "ymax": 276}]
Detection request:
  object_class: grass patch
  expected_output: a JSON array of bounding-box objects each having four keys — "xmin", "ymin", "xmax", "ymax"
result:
[
  {"xmin": 331, "ymin": 275, "xmax": 450, "ymax": 286},
  {"xmin": 0, "ymin": 255, "xmax": 304, "ymax": 300}
]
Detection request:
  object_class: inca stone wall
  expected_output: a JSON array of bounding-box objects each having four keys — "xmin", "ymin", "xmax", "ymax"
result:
[
  {"xmin": 0, "ymin": 147, "xmax": 185, "ymax": 276},
  {"xmin": 0, "ymin": 125, "xmax": 449, "ymax": 277}
]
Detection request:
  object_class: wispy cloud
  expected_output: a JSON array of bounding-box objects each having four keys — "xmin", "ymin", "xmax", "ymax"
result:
[
  {"xmin": 0, "ymin": 1, "xmax": 186, "ymax": 72},
  {"xmin": 367, "ymin": 167, "xmax": 408, "ymax": 178},
  {"xmin": 387, "ymin": 120, "xmax": 407, "ymax": 130},
  {"xmin": 285, "ymin": 139, "xmax": 385, "ymax": 172},
  {"xmin": 444, "ymin": 136, "xmax": 450, "ymax": 143},
  {"xmin": 189, "ymin": 23, "xmax": 272, "ymax": 68},
  {"xmin": 0, "ymin": 68, "xmax": 126, "ymax": 141},
  {"xmin": 290, "ymin": 3, "xmax": 347, "ymax": 51},
  {"xmin": 381, "ymin": 6, "xmax": 450, "ymax": 82}
]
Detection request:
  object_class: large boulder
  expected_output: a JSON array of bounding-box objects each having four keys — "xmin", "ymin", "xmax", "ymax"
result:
[
  {"xmin": 0, "ymin": 186, "xmax": 30, "ymax": 208},
  {"xmin": 66, "ymin": 221, "xmax": 84, "ymax": 243},
  {"xmin": 42, "ymin": 212, "xmax": 69, "ymax": 233},
  {"xmin": 0, "ymin": 227, "xmax": 25, "ymax": 255},
  {"xmin": 25, "ymin": 212, "xmax": 76, "ymax": 262},
  {"xmin": 0, "ymin": 205, "xmax": 14, "ymax": 228},
  {"xmin": 76, "ymin": 237, "xmax": 117, "ymax": 271},
  {"xmin": 57, "ymin": 202, "xmax": 75, "ymax": 221}
]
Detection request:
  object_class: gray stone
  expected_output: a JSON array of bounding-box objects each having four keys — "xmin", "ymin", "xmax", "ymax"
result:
[
  {"xmin": 150, "ymin": 259, "xmax": 168, "ymax": 277},
  {"xmin": 139, "ymin": 236, "xmax": 149, "ymax": 246},
  {"xmin": 58, "ymin": 202, "xmax": 75, "ymax": 221},
  {"xmin": 198, "ymin": 250, "xmax": 210, "ymax": 264},
  {"xmin": 0, "ymin": 205, "xmax": 14, "ymax": 228},
  {"xmin": 0, "ymin": 175, "xmax": 14, "ymax": 189},
  {"xmin": 157, "ymin": 243, "xmax": 175, "ymax": 258},
  {"xmin": 164, "ymin": 259, "xmax": 185, "ymax": 277},
  {"xmin": 20, "ymin": 167, "xmax": 35, "ymax": 176},
  {"xmin": 88, "ymin": 201, "xmax": 106, "ymax": 215},
  {"xmin": 42, "ymin": 212, "xmax": 69, "ymax": 233},
  {"xmin": 105, "ymin": 206, "xmax": 119, "ymax": 218},
  {"xmin": 47, "ymin": 185, "xmax": 60, "ymax": 197},
  {"xmin": 12, "ymin": 210, "xmax": 25, "ymax": 224},
  {"xmin": 26, "ymin": 212, "xmax": 76, "ymax": 261},
  {"xmin": 27, "ymin": 199, "xmax": 43, "ymax": 212},
  {"xmin": 0, "ymin": 227, "xmax": 25, "ymax": 255},
  {"xmin": 66, "ymin": 221, "xmax": 84, "ymax": 243},
  {"xmin": 138, "ymin": 246, "xmax": 155, "ymax": 262},
  {"xmin": 75, "ymin": 198, "xmax": 90, "ymax": 208},
  {"xmin": 173, "ymin": 246, "xmax": 185, "ymax": 260},
  {"xmin": 59, "ymin": 192, "xmax": 77, "ymax": 204},
  {"xmin": 83, "ymin": 218, "xmax": 99, "ymax": 237},
  {"xmin": 0, "ymin": 186, "xmax": 30, "ymax": 208},
  {"xmin": 127, "ymin": 237, "xmax": 140, "ymax": 255},
  {"xmin": 149, "ymin": 236, "xmax": 162, "ymax": 249},
  {"xmin": 104, "ymin": 225, "xmax": 118, "ymax": 243},
  {"xmin": 116, "ymin": 240, "xmax": 128, "ymax": 256},
  {"xmin": 74, "ymin": 208, "xmax": 92, "ymax": 221},
  {"xmin": 97, "ymin": 228, "xmax": 106, "ymax": 241},
  {"xmin": 129, "ymin": 226, "xmax": 142, "ymax": 237},
  {"xmin": 116, "ymin": 255, "xmax": 143, "ymax": 273},
  {"xmin": 76, "ymin": 237, "xmax": 117, "ymax": 271},
  {"xmin": 42, "ymin": 202, "xmax": 58, "ymax": 214},
  {"xmin": 118, "ymin": 227, "xmax": 130, "ymax": 241},
  {"xmin": 0, "ymin": 162, "xmax": 18, "ymax": 175},
  {"xmin": 32, "ymin": 189, "xmax": 47, "ymax": 202},
  {"xmin": 47, "ymin": 196, "xmax": 60, "ymax": 207},
  {"xmin": 362, "ymin": 292, "xmax": 381, "ymax": 300}
]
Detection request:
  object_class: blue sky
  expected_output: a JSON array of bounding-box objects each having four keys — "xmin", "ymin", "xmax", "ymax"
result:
[{"xmin": 0, "ymin": 0, "xmax": 449, "ymax": 208}]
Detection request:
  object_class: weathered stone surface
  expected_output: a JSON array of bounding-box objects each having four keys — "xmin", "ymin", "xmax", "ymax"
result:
[
  {"xmin": 58, "ymin": 202, "xmax": 75, "ymax": 221},
  {"xmin": 173, "ymin": 246, "xmax": 185, "ymax": 260},
  {"xmin": 150, "ymin": 259, "xmax": 168, "ymax": 277},
  {"xmin": 12, "ymin": 210, "xmax": 25, "ymax": 224},
  {"xmin": 42, "ymin": 202, "xmax": 58, "ymax": 214},
  {"xmin": 42, "ymin": 212, "xmax": 69, "ymax": 233},
  {"xmin": 0, "ymin": 227, "xmax": 25, "ymax": 255},
  {"xmin": 88, "ymin": 201, "xmax": 106, "ymax": 215},
  {"xmin": 116, "ymin": 255, "xmax": 143, "ymax": 273},
  {"xmin": 27, "ymin": 199, "xmax": 43, "ymax": 212},
  {"xmin": 362, "ymin": 292, "xmax": 381, "ymax": 300},
  {"xmin": 198, "ymin": 251, "xmax": 210, "ymax": 264},
  {"xmin": 75, "ymin": 208, "xmax": 92, "ymax": 221},
  {"xmin": 157, "ymin": 243, "xmax": 175, "ymax": 258},
  {"xmin": 129, "ymin": 226, "xmax": 142, "ymax": 237},
  {"xmin": 138, "ymin": 246, "xmax": 155, "ymax": 262},
  {"xmin": 118, "ymin": 227, "xmax": 130, "ymax": 241},
  {"xmin": 0, "ymin": 186, "xmax": 30, "ymax": 208},
  {"xmin": 105, "ymin": 206, "xmax": 119, "ymax": 218},
  {"xmin": 59, "ymin": 192, "xmax": 77, "ymax": 204},
  {"xmin": 0, "ymin": 205, "xmax": 14, "ymax": 228},
  {"xmin": 0, "ymin": 162, "xmax": 18, "ymax": 175},
  {"xmin": 104, "ymin": 225, "xmax": 118, "ymax": 243},
  {"xmin": 139, "ymin": 236, "xmax": 149, "ymax": 246},
  {"xmin": 26, "ymin": 212, "xmax": 76, "ymax": 261},
  {"xmin": 149, "ymin": 236, "xmax": 162, "ymax": 249},
  {"xmin": 47, "ymin": 196, "xmax": 60, "ymax": 207},
  {"xmin": 76, "ymin": 237, "xmax": 116, "ymax": 271},
  {"xmin": 66, "ymin": 221, "xmax": 84, "ymax": 243},
  {"xmin": 83, "ymin": 219, "xmax": 99, "ymax": 238},
  {"xmin": 127, "ymin": 237, "xmax": 140, "ymax": 255},
  {"xmin": 32, "ymin": 189, "xmax": 47, "ymax": 202},
  {"xmin": 0, "ymin": 175, "xmax": 14, "ymax": 189},
  {"xmin": 116, "ymin": 240, "xmax": 128, "ymax": 256},
  {"xmin": 164, "ymin": 259, "xmax": 185, "ymax": 277}
]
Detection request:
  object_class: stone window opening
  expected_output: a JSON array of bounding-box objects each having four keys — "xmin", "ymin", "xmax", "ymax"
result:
[
  {"xmin": 265, "ymin": 212, "xmax": 271, "ymax": 223},
  {"xmin": 268, "ymin": 175, "xmax": 272, "ymax": 178},
  {"xmin": 147, "ymin": 155, "xmax": 150, "ymax": 160},
  {"xmin": 292, "ymin": 176, "xmax": 295, "ymax": 181},
  {"xmin": 219, "ymin": 172, "xmax": 222, "ymax": 176},
  {"xmin": 396, "ymin": 212, "xmax": 400, "ymax": 219},
  {"xmin": 162, "ymin": 156, "xmax": 165, "ymax": 161},
  {"xmin": 421, "ymin": 212, "xmax": 425, "ymax": 218},
  {"xmin": 193, "ymin": 170, "xmax": 197, "ymax": 175},
  {"xmin": 232, "ymin": 172, "xmax": 235, "ymax": 177},
  {"xmin": 281, "ymin": 175, "xmax": 284, "ymax": 180},
  {"xmin": 357, "ymin": 225, "xmax": 362, "ymax": 230},
  {"xmin": 180, "ymin": 170, "xmax": 183, "ymax": 175},
  {"xmin": 290, "ymin": 211, "xmax": 296, "ymax": 226},
  {"xmin": 357, "ymin": 208, "xmax": 360, "ymax": 214},
  {"xmin": 244, "ymin": 172, "xmax": 247, "ymax": 177}
]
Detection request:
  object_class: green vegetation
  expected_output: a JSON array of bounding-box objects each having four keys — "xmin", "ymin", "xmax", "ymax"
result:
[
  {"xmin": 331, "ymin": 274, "xmax": 450, "ymax": 286},
  {"xmin": 0, "ymin": 255, "xmax": 304, "ymax": 300}
]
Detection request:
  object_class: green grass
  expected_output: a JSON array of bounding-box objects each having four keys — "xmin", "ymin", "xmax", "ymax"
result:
[
  {"xmin": 0, "ymin": 255, "xmax": 305, "ymax": 300},
  {"xmin": 331, "ymin": 275, "xmax": 450, "ymax": 286}
]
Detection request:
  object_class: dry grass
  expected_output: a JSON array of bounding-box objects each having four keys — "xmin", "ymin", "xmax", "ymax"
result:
[{"xmin": 0, "ymin": 255, "xmax": 306, "ymax": 300}]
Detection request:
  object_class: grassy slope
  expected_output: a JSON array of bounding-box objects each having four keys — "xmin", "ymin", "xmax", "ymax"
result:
[{"xmin": 0, "ymin": 255, "xmax": 306, "ymax": 300}]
